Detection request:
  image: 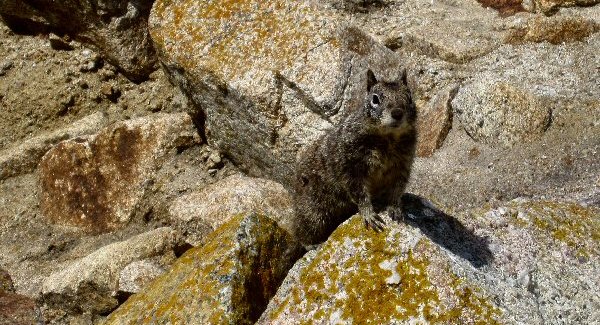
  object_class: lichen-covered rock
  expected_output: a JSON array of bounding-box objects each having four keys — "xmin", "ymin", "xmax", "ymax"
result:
[
  {"xmin": 39, "ymin": 113, "xmax": 200, "ymax": 233},
  {"xmin": 149, "ymin": 0, "xmax": 403, "ymax": 185},
  {"xmin": 41, "ymin": 227, "xmax": 181, "ymax": 315},
  {"xmin": 0, "ymin": 112, "xmax": 107, "ymax": 181},
  {"xmin": 103, "ymin": 214, "xmax": 305, "ymax": 324},
  {"xmin": 452, "ymin": 33, "xmax": 600, "ymax": 146},
  {"xmin": 478, "ymin": 200, "xmax": 600, "ymax": 324},
  {"xmin": 258, "ymin": 196, "xmax": 600, "ymax": 324},
  {"xmin": 0, "ymin": 0, "xmax": 157, "ymax": 81},
  {"xmin": 168, "ymin": 174, "xmax": 294, "ymax": 245}
]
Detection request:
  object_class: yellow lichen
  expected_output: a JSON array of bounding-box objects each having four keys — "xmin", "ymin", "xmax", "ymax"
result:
[
  {"xmin": 270, "ymin": 217, "xmax": 501, "ymax": 323},
  {"xmin": 508, "ymin": 201, "xmax": 600, "ymax": 254}
]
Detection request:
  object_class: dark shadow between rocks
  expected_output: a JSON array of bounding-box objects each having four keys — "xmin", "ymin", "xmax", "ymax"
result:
[{"xmin": 399, "ymin": 193, "xmax": 493, "ymax": 268}]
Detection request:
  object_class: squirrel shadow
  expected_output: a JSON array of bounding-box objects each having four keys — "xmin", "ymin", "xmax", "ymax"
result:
[{"xmin": 398, "ymin": 193, "xmax": 494, "ymax": 268}]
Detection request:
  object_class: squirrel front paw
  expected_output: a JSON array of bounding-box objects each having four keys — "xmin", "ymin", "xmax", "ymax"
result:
[{"xmin": 361, "ymin": 211, "xmax": 385, "ymax": 232}]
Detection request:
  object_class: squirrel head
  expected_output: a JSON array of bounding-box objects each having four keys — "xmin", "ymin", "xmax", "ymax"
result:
[{"xmin": 364, "ymin": 69, "xmax": 416, "ymax": 133}]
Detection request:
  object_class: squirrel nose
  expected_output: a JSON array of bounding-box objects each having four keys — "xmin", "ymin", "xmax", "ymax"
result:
[{"xmin": 391, "ymin": 109, "xmax": 403, "ymax": 120}]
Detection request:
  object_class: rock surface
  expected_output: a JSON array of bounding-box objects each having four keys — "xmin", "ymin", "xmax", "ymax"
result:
[
  {"xmin": 0, "ymin": 0, "xmax": 598, "ymax": 323},
  {"xmin": 41, "ymin": 227, "xmax": 181, "ymax": 316},
  {"xmin": 104, "ymin": 214, "xmax": 305, "ymax": 324},
  {"xmin": 39, "ymin": 113, "xmax": 201, "ymax": 233},
  {"xmin": 0, "ymin": 268, "xmax": 13, "ymax": 293},
  {"xmin": 1, "ymin": 267, "xmax": 40, "ymax": 325},
  {"xmin": 149, "ymin": 0, "xmax": 404, "ymax": 185},
  {"xmin": 168, "ymin": 174, "xmax": 294, "ymax": 245},
  {"xmin": 533, "ymin": 0, "xmax": 600, "ymax": 14},
  {"xmin": 0, "ymin": 112, "xmax": 107, "ymax": 181},
  {"xmin": 453, "ymin": 34, "xmax": 599, "ymax": 146},
  {"xmin": 0, "ymin": 0, "xmax": 157, "ymax": 81},
  {"xmin": 0, "ymin": 291, "xmax": 41, "ymax": 325},
  {"xmin": 259, "ymin": 196, "xmax": 600, "ymax": 324},
  {"xmin": 415, "ymin": 85, "xmax": 456, "ymax": 157},
  {"xmin": 0, "ymin": 22, "xmax": 192, "ymax": 152},
  {"xmin": 118, "ymin": 260, "xmax": 166, "ymax": 295},
  {"xmin": 505, "ymin": 14, "xmax": 599, "ymax": 45}
]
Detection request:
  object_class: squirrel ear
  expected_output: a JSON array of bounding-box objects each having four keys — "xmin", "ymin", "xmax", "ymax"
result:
[{"xmin": 366, "ymin": 69, "xmax": 377, "ymax": 91}]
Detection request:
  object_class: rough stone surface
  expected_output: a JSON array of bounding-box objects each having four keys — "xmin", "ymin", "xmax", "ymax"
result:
[
  {"xmin": 416, "ymin": 85, "xmax": 457, "ymax": 157},
  {"xmin": 118, "ymin": 260, "xmax": 165, "ymax": 295},
  {"xmin": 41, "ymin": 227, "xmax": 181, "ymax": 315},
  {"xmin": 0, "ymin": 0, "xmax": 157, "ymax": 81},
  {"xmin": 0, "ymin": 1, "xmax": 598, "ymax": 324},
  {"xmin": 476, "ymin": 0, "xmax": 527, "ymax": 16},
  {"xmin": 0, "ymin": 112, "xmax": 107, "ymax": 181},
  {"xmin": 348, "ymin": 0, "xmax": 506, "ymax": 64},
  {"xmin": 259, "ymin": 196, "xmax": 600, "ymax": 324},
  {"xmin": 0, "ymin": 22, "xmax": 192, "ymax": 152},
  {"xmin": 39, "ymin": 113, "xmax": 201, "ymax": 233},
  {"xmin": 168, "ymin": 174, "xmax": 294, "ymax": 245},
  {"xmin": 149, "ymin": 0, "xmax": 404, "ymax": 185},
  {"xmin": 533, "ymin": 0, "xmax": 600, "ymax": 15},
  {"xmin": 505, "ymin": 15, "xmax": 599, "ymax": 45},
  {"xmin": 0, "ymin": 268, "xmax": 13, "ymax": 293},
  {"xmin": 452, "ymin": 34, "xmax": 599, "ymax": 146},
  {"xmin": 0, "ymin": 291, "xmax": 41, "ymax": 325},
  {"xmin": 104, "ymin": 214, "xmax": 305, "ymax": 325},
  {"xmin": 453, "ymin": 78, "xmax": 552, "ymax": 146}
]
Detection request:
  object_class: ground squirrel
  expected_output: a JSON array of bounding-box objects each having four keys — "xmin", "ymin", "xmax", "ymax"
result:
[{"xmin": 290, "ymin": 69, "xmax": 417, "ymax": 246}]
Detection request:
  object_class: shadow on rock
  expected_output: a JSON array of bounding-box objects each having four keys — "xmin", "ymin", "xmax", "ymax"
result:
[{"xmin": 400, "ymin": 193, "xmax": 493, "ymax": 268}]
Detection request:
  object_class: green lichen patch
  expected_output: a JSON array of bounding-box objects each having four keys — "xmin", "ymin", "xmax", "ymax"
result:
[{"xmin": 266, "ymin": 216, "xmax": 501, "ymax": 324}]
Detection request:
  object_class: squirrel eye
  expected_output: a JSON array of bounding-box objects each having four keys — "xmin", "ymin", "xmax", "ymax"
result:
[{"xmin": 371, "ymin": 94, "xmax": 381, "ymax": 107}]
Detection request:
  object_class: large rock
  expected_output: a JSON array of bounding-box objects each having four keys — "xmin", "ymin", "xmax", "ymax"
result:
[
  {"xmin": 149, "ymin": 0, "xmax": 404, "ymax": 185},
  {"xmin": 452, "ymin": 33, "xmax": 600, "ymax": 146},
  {"xmin": 41, "ymin": 227, "xmax": 181, "ymax": 315},
  {"xmin": 0, "ymin": 112, "xmax": 107, "ymax": 181},
  {"xmin": 0, "ymin": 0, "xmax": 157, "ymax": 81},
  {"xmin": 347, "ymin": 0, "xmax": 505, "ymax": 64},
  {"xmin": 168, "ymin": 174, "xmax": 294, "ymax": 245},
  {"xmin": 104, "ymin": 214, "xmax": 305, "ymax": 324},
  {"xmin": 258, "ymin": 196, "xmax": 600, "ymax": 323},
  {"xmin": 39, "ymin": 113, "xmax": 201, "ymax": 233},
  {"xmin": 453, "ymin": 78, "xmax": 552, "ymax": 146}
]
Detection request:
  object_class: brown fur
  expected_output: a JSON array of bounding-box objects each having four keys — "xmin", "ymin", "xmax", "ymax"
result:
[{"xmin": 290, "ymin": 69, "xmax": 417, "ymax": 246}]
